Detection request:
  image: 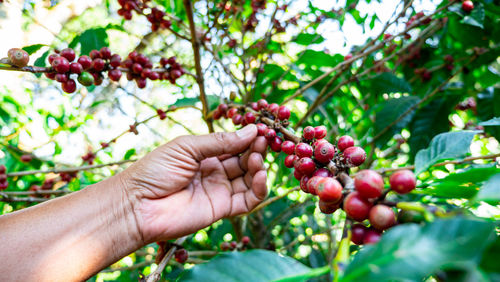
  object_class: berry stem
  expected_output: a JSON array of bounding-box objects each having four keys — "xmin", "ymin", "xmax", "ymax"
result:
[{"xmin": 145, "ymin": 236, "xmax": 187, "ymax": 282}]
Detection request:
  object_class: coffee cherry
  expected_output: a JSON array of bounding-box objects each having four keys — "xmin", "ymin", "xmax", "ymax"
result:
[
  {"xmin": 306, "ymin": 176, "xmax": 322, "ymax": 195},
  {"xmin": 174, "ymin": 249, "xmax": 188, "ymax": 263},
  {"xmin": 294, "ymin": 168, "xmax": 304, "ymax": 181},
  {"xmin": 217, "ymin": 103, "xmax": 228, "ymax": 113},
  {"xmin": 256, "ymin": 123, "xmax": 267, "ymax": 136},
  {"xmin": 300, "ymin": 175, "xmax": 310, "ymax": 193},
  {"xmin": 316, "ymin": 177, "xmax": 343, "ymax": 203},
  {"xmin": 220, "ymin": 242, "xmax": 231, "ymax": 251},
  {"xmin": 109, "ymin": 54, "xmax": 122, "ymax": 68},
  {"xmin": 264, "ymin": 128, "xmax": 276, "ymax": 139},
  {"xmin": 351, "ymin": 224, "xmax": 367, "ymax": 245},
  {"xmin": 55, "ymin": 73, "xmax": 69, "ymax": 83},
  {"xmin": 62, "ymin": 79, "xmax": 77, "ymax": 93},
  {"xmin": 269, "ymin": 137, "xmax": 282, "ymax": 152},
  {"xmin": 0, "ymin": 180, "xmax": 8, "ymax": 190},
  {"xmin": 369, "ymin": 205, "xmax": 396, "ymax": 230},
  {"xmin": 132, "ymin": 63, "xmax": 143, "ymax": 73},
  {"xmin": 281, "ymin": 141, "xmax": 295, "ymax": 155},
  {"xmin": 52, "ymin": 57, "xmax": 70, "ymax": 73},
  {"xmin": 20, "ymin": 154, "xmax": 32, "ymax": 163},
  {"xmin": 108, "ymin": 69, "xmax": 122, "ymax": 81},
  {"xmin": 7, "ymin": 48, "xmax": 29, "ymax": 67},
  {"xmin": 78, "ymin": 72, "xmax": 94, "ymax": 86},
  {"xmin": 337, "ymin": 135, "xmax": 354, "ymax": 152},
  {"xmin": 354, "ymin": 170, "xmax": 384, "ymax": 199},
  {"xmin": 295, "ymin": 143, "xmax": 313, "ymax": 158},
  {"xmin": 0, "ymin": 165, "xmax": 6, "ymax": 174},
  {"xmin": 241, "ymin": 236, "xmax": 250, "ymax": 245},
  {"xmin": 136, "ymin": 77, "xmax": 147, "ymax": 88},
  {"xmin": 343, "ymin": 146, "xmax": 366, "ymax": 167},
  {"xmin": 344, "ymin": 191, "xmax": 373, "ymax": 221},
  {"xmin": 313, "ymin": 168, "xmax": 333, "ymax": 178},
  {"xmin": 149, "ymin": 71, "xmax": 160, "ymax": 80},
  {"xmin": 398, "ymin": 210, "xmax": 425, "ymax": 224},
  {"xmin": 314, "ymin": 126, "xmax": 327, "ymax": 139},
  {"xmin": 48, "ymin": 54, "xmax": 59, "ymax": 64},
  {"xmin": 277, "ymin": 106, "xmax": 291, "ymax": 120},
  {"xmin": 69, "ymin": 62, "xmax": 83, "ymax": 74},
  {"xmin": 232, "ymin": 114, "xmax": 243, "ymax": 125},
  {"xmin": 141, "ymin": 68, "xmax": 152, "ymax": 79},
  {"xmin": 257, "ymin": 99, "xmax": 268, "ymax": 110},
  {"xmin": 92, "ymin": 58, "xmax": 105, "ymax": 71},
  {"xmin": 227, "ymin": 107, "xmax": 238, "ymax": 118},
  {"xmin": 78, "ymin": 55, "xmax": 92, "ymax": 70},
  {"xmin": 302, "ymin": 126, "xmax": 315, "ymax": 140},
  {"xmin": 0, "ymin": 174, "xmax": 7, "ymax": 182},
  {"xmin": 344, "ymin": 53, "xmax": 353, "ymax": 60},
  {"xmin": 60, "ymin": 48, "xmax": 75, "ymax": 62},
  {"xmin": 363, "ymin": 229, "xmax": 381, "ymax": 244},
  {"xmin": 389, "ymin": 170, "xmax": 416, "ymax": 194},
  {"xmin": 318, "ymin": 199, "xmax": 340, "ymax": 214},
  {"xmin": 89, "ymin": 50, "xmax": 101, "ymax": 59},
  {"xmin": 314, "ymin": 142, "xmax": 335, "ymax": 164},
  {"xmin": 230, "ymin": 241, "xmax": 238, "ymax": 249},
  {"xmin": 268, "ymin": 103, "xmax": 279, "ymax": 115},
  {"xmin": 284, "ymin": 154, "xmax": 298, "ymax": 168},
  {"xmin": 462, "ymin": 0, "xmax": 474, "ymax": 13},
  {"xmin": 244, "ymin": 112, "xmax": 256, "ymax": 124},
  {"xmin": 295, "ymin": 157, "xmax": 316, "ymax": 175},
  {"xmin": 99, "ymin": 47, "xmax": 112, "ymax": 60}
]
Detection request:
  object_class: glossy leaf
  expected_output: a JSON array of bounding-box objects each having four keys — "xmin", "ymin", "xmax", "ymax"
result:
[
  {"xmin": 475, "ymin": 173, "xmax": 500, "ymax": 203},
  {"xmin": 294, "ymin": 33, "xmax": 325, "ymax": 45},
  {"xmin": 369, "ymin": 72, "xmax": 412, "ymax": 97}
]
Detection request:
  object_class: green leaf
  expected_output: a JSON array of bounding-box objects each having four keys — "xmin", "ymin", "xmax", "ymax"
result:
[
  {"xmin": 296, "ymin": 50, "xmax": 341, "ymax": 68},
  {"xmin": 124, "ymin": 148, "xmax": 136, "ymax": 160},
  {"xmin": 369, "ymin": 72, "xmax": 412, "ymax": 97},
  {"xmin": 33, "ymin": 50, "xmax": 49, "ymax": 78},
  {"xmin": 173, "ymin": 97, "xmax": 200, "ymax": 108},
  {"xmin": 461, "ymin": 2, "xmax": 485, "ymax": 28},
  {"xmin": 22, "ymin": 44, "xmax": 46, "ymax": 55},
  {"xmin": 293, "ymin": 33, "xmax": 325, "ymax": 45},
  {"xmin": 273, "ymin": 265, "xmax": 330, "ymax": 282},
  {"xmin": 479, "ymin": 117, "xmax": 500, "ymax": 126},
  {"xmin": 475, "ymin": 173, "xmax": 500, "ymax": 203},
  {"xmin": 342, "ymin": 218, "xmax": 496, "ymax": 282},
  {"xmin": 414, "ymin": 131, "xmax": 479, "ymax": 174},
  {"xmin": 374, "ymin": 96, "xmax": 420, "ymax": 147},
  {"xmin": 178, "ymin": 250, "xmax": 312, "ymax": 282},
  {"xmin": 69, "ymin": 27, "xmax": 109, "ymax": 55}
]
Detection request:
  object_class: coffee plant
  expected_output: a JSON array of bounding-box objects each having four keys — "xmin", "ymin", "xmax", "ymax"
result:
[{"xmin": 0, "ymin": 0, "xmax": 499, "ymax": 281}]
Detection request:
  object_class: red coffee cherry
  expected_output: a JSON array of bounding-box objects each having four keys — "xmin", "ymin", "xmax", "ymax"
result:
[
  {"xmin": 284, "ymin": 154, "xmax": 298, "ymax": 168},
  {"xmin": 257, "ymin": 99, "xmax": 268, "ymax": 110},
  {"xmin": 48, "ymin": 54, "xmax": 59, "ymax": 64},
  {"xmin": 141, "ymin": 68, "xmax": 152, "ymax": 79},
  {"xmin": 302, "ymin": 126, "xmax": 315, "ymax": 140},
  {"xmin": 89, "ymin": 50, "xmax": 101, "ymax": 59},
  {"xmin": 174, "ymin": 249, "xmax": 188, "ymax": 263},
  {"xmin": 213, "ymin": 109, "xmax": 222, "ymax": 120},
  {"xmin": 343, "ymin": 146, "xmax": 366, "ymax": 167},
  {"xmin": 269, "ymin": 137, "xmax": 282, "ymax": 152},
  {"xmin": 108, "ymin": 69, "xmax": 122, "ymax": 81},
  {"xmin": 92, "ymin": 58, "xmax": 105, "ymax": 71},
  {"xmin": 268, "ymin": 103, "xmax": 279, "ymax": 115},
  {"xmin": 62, "ymin": 79, "xmax": 77, "ymax": 93},
  {"xmin": 389, "ymin": 170, "xmax": 416, "ymax": 194},
  {"xmin": 149, "ymin": 71, "xmax": 160, "ymax": 80},
  {"xmin": 363, "ymin": 229, "xmax": 381, "ymax": 244},
  {"xmin": 316, "ymin": 177, "xmax": 343, "ymax": 203},
  {"xmin": 249, "ymin": 102, "xmax": 259, "ymax": 111},
  {"xmin": 244, "ymin": 112, "xmax": 256, "ymax": 124},
  {"xmin": 217, "ymin": 103, "xmax": 228, "ymax": 113},
  {"xmin": 230, "ymin": 241, "xmax": 238, "ymax": 249},
  {"xmin": 295, "ymin": 157, "xmax": 316, "ymax": 175},
  {"xmin": 132, "ymin": 63, "xmax": 143, "ymax": 73},
  {"xmin": 369, "ymin": 205, "xmax": 396, "ymax": 230},
  {"xmin": 0, "ymin": 180, "xmax": 8, "ymax": 190},
  {"xmin": 337, "ymin": 135, "xmax": 354, "ymax": 152},
  {"xmin": 220, "ymin": 242, "xmax": 231, "ymax": 251},
  {"xmin": 52, "ymin": 57, "xmax": 70, "ymax": 73},
  {"xmin": 256, "ymin": 123, "xmax": 267, "ymax": 136},
  {"xmin": 20, "ymin": 154, "xmax": 32, "ymax": 163},
  {"xmin": 0, "ymin": 164, "xmax": 6, "ymax": 174},
  {"xmin": 60, "ymin": 48, "xmax": 75, "ymax": 62},
  {"xmin": 318, "ymin": 199, "xmax": 340, "ymax": 214},
  {"xmin": 277, "ymin": 106, "xmax": 291, "ymax": 120},
  {"xmin": 227, "ymin": 107, "xmax": 238, "ymax": 118},
  {"xmin": 78, "ymin": 55, "xmax": 92, "ymax": 70},
  {"xmin": 354, "ymin": 170, "xmax": 384, "ymax": 199},
  {"xmin": 55, "ymin": 73, "xmax": 69, "ymax": 83},
  {"xmin": 241, "ymin": 236, "xmax": 250, "ymax": 245},
  {"xmin": 306, "ymin": 176, "xmax": 322, "ymax": 195},
  {"xmin": 300, "ymin": 175, "xmax": 310, "ymax": 193},
  {"xmin": 7, "ymin": 48, "xmax": 29, "ymax": 67},
  {"xmin": 295, "ymin": 143, "xmax": 313, "ymax": 158},
  {"xmin": 264, "ymin": 128, "xmax": 276, "ymax": 139},
  {"xmin": 293, "ymin": 168, "xmax": 304, "ymax": 181},
  {"xmin": 99, "ymin": 47, "xmax": 112, "ymax": 60},
  {"xmin": 314, "ymin": 126, "xmax": 327, "ymax": 139},
  {"xmin": 281, "ymin": 141, "xmax": 295, "ymax": 155},
  {"xmin": 232, "ymin": 114, "xmax": 243, "ymax": 125},
  {"xmin": 313, "ymin": 168, "xmax": 333, "ymax": 178},
  {"xmin": 462, "ymin": 0, "xmax": 474, "ymax": 13},
  {"xmin": 69, "ymin": 62, "xmax": 83, "ymax": 74},
  {"xmin": 110, "ymin": 54, "xmax": 122, "ymax": 68},
  {"xmin": 344, "ymin": 191, "xmax": 373, "ymax": 221},
  {"xmin": 314, "ymin": 142, "xmax": 335, "ymax": 164},
  {"xmin": 344, "ymin": 53, "xmax": 353, "ymax": 61},
  {"xmin": 351, "ymin": 224, "xmax": 368, "ymax": 245}
]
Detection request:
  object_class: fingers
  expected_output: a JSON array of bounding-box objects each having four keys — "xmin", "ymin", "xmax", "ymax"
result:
[
  {"xmin": 176, "ymin": 125, "xmax": 257, "ymax": 162},
  {"xmin": 239, "ymin": 136, "xmax": 267, "ymax": 171},
  {"xmin": 230, "ymin": 153, "xmax": 264, "ymax": 193},
  {"xmin": 222, "ymin": 139, "xmax": 267, "ymax": 180},
  {"xmin": 230, "ymin": 170, "xmax": 267, "ymax": 215}
]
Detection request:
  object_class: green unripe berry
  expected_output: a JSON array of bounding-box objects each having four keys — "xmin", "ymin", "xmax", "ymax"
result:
[{"xmin": 78, "ymin": 72, "xmax": 94, "ymax": 86}]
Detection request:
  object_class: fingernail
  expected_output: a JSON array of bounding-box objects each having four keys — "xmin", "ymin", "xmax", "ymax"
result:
[{"xmin": 236, "ymin": 124, "xmax": 256, "ymax": 138}]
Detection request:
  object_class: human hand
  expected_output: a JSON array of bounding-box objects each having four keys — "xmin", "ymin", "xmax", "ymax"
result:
[{"xmin": 121, "ymin": 125, "xmax": 268, "ymax": 244}]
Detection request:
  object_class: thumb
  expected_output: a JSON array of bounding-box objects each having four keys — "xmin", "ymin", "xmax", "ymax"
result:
[{"xmin": 178, "ymin": 124, "xmax": 258, "ymax": 161}]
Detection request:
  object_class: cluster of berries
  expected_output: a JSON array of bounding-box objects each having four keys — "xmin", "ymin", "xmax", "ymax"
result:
[
  {"xmin": 117, "ymin": 0, "xmax": 173, "ymax": 32},
  {"xmin": 0, "ymin": 165, "xmax": 8, "ymax": 190},
  {"xmin": 455, "ymin": 97, "xmax": 476, "ymax": 111},
  {"xmin": 243, "ymin": 0, "xmax": 267, "ymax": 32},
  {"xmin": 29, "ymin": 178, "xmax": 55, "ymax": 192},
  {"xmin": 220, "ymin": 236, "xmax": 251, "ymax": 251},
  {"xmin": 155, "ymin": 242, "xmax": 189, "ymax": 264}
]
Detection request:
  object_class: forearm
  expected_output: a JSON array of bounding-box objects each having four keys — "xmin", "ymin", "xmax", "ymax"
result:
[{"xmin": 0, "ymin": 174, "xmax": 143, "ymax": 281}]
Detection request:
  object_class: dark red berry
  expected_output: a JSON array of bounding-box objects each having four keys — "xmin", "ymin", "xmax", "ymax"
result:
[
  {"xmin": 284, "ymin": 154, "xmax": 298, "ymax": 168},
  {"xmin": 256, "ymin": 123, "xmax": 267, "ymax": 136},
  {"xmin": 217, "ymin": 103, "xmax": 228, "ymax": 113},
  {"xmin": 20, "ymin": 154, "xmax": 32, "ymax": 163},
  {"xmin": 230, "ymin": 241, "xmax": 237, "ymax": 249},
  {"xmin": 244, "ymin": 112, "xmax": 256, "ymax": 124},
  {"xmin": 318, "ymin": 199, "xmax": 340, "ymax": 214},
  {"xmin": 122, "ymin": 58, "xmax": 133, "ymax": 69},
  {"xmin": 52, "ymin": 57, "xmax": 70, "ymax": 73},
  {"xmin": 0, "ymin": 181, "xmax": 8, "ymax": 190},
  {"xmin": 48, "ymin": 54, "xmax": 59, "ymax": 64},
  {"xmin": 227, "ymin": 108, "xmax": 238, "ymax": 118},
  {"xmin": 99, "ymin": 47, "xmax": 112, "ymax": 60},
  {"xmin": 69, "ymin": 62, "xmax": 83, "ymax": 74},
  {"xmin": 149, "ymin": 71, "xmax": 160, "ymax": 80},
  {"xmin": 344, "ymin": 54, "xmax": 353, "ymax": 60},
  {"xmin": 389, "ymin": 170, "xmax": 416, "ymax": 194},
  {"xmin": 277, "ymin": 106, "xmax": 291, "ymax": 120},
  {"xmin": 300, "ymin": 175, "xmax": 310, "ymax": 193},
  {"xmin": 268, "ymin": 103, "xmax": 279, "ymax": 115},
  {"xmin": 55, "ymin": 73, "xmax": 68, "ymax": 83},
  {"xmin": 354, "ymin": 170, "xmax": 384, "ymax": 199},
  {"xmin": 241, "ymin": 236, "xmax": 250, "ymax": 245},
  {"xmin": 314, "ymin": 126, "xmax": 327, "ymax": 139},
  {"xmin": 249, "ymin": 102, "xmax": 259, "ymax": 111},
  {"xmin": 108, "ymin": 69, "xmax": 122, "ymax": 81},
  {"xmin": 62, "ymin": 79, "xmax": 77, "ymax": 93},
  {"xmin": 344, "ymin": 191, "xmax": 373, "ymax": 221},
  {"xmin": 295, "ymin": 157, "xmax": 316, "ymax": 175},
  {"xmin": 316, "ymin": 177, "xmax": 343, "ymax": 203},
  {"xmin": 269, "ymin": 137, "xmax": 282, "ymax": 152},
  {"xmin": 136, "ymin": 77, "xmax": 147, "ymax": 88},
  {"xmin": 257, "ymin": 99, "xmax": 268, "ymax": 110},
  {"xmin": 220, "ymin": 242, "xmax": 231, "ymax": 251},
  {"xmin": 78, "ymin": 55, "xmax": 92, "ymax": 70},
  {"xmin": 293, "ymin": 169, "xmax": 304, "ymax": 181},
  {"xmin": 363, "ymin": 229, "xmax": 381, "ymax": 244},
  {"xmin": 89, "ymin": 50, "xmax": 101, "ymax": 59},
  {"xmin": 132, "ymin": 63, "xmax": 143, "ymax": 73},
  {"xmin": 369, "ymin": 205, "xmax": 396, "ymax": 230},
  {"xmin": 0, "ymin": 165, "xmax": 6, "ymax": 174},
  {"xmin": 306, "ymin": 176, "xmax": 322, "ymax": 195},
  {"xmin": 295, "ymin": 143, "xmax": 313, "ymax": 158},
  {"xmin": 302, "ymin": 126, "xmax": 315, "ymax": 140},
  {"xmin": 110, "ymin": 54, "xmax": 122, "ymax": 68},
  {"xmin": 8, "ymin": 48, "xmax": 29, "ymax": 67},
  {"xmin": 313, "ymin": 168, "xmax": 333, "ymax": 178},
  {"xmin": 343, "ymin": 146, "xmax": 366, "ymax": 167},
  {"xmin": 60, "ymin": 48, "xmax": 75, "ymax": 62},
  {"xmin": 232, "ymin": 114, "xmax": 243, "ymax": 125},
  {"xmin": 337, "ymin": 135, "xmax": 354, "ymax": 152},
  {"xmin": 213, "ymin": 109, "xmax": 222, "ymax": 120},
  {"xmin": 264, "ymin": 128, "xmax": 276, "ymax": 139},
  {"xmin": 351, "ymin": 224, "xmax": 367, "ymax": 245},
  {"xmin": 141, "ymin": 68, "xmax": 152, "ymax": 79},
  {"xmin": 92, "ymin": 58, "xmax": 105, "ymax": 71},
  {"xmin": 314, "ymin": 142, "xmax": 335, "ymax": 164},
  {"xmin": 281, "ymin": 141, "xmax": 295, "ymax": 155},
  {"xmin": 174, "ymin": 249, "xmax": 188, "ymax": 263},
  {"xmin": 462, "ymin": 0, "xmax": 474, "ymax": 13}
]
